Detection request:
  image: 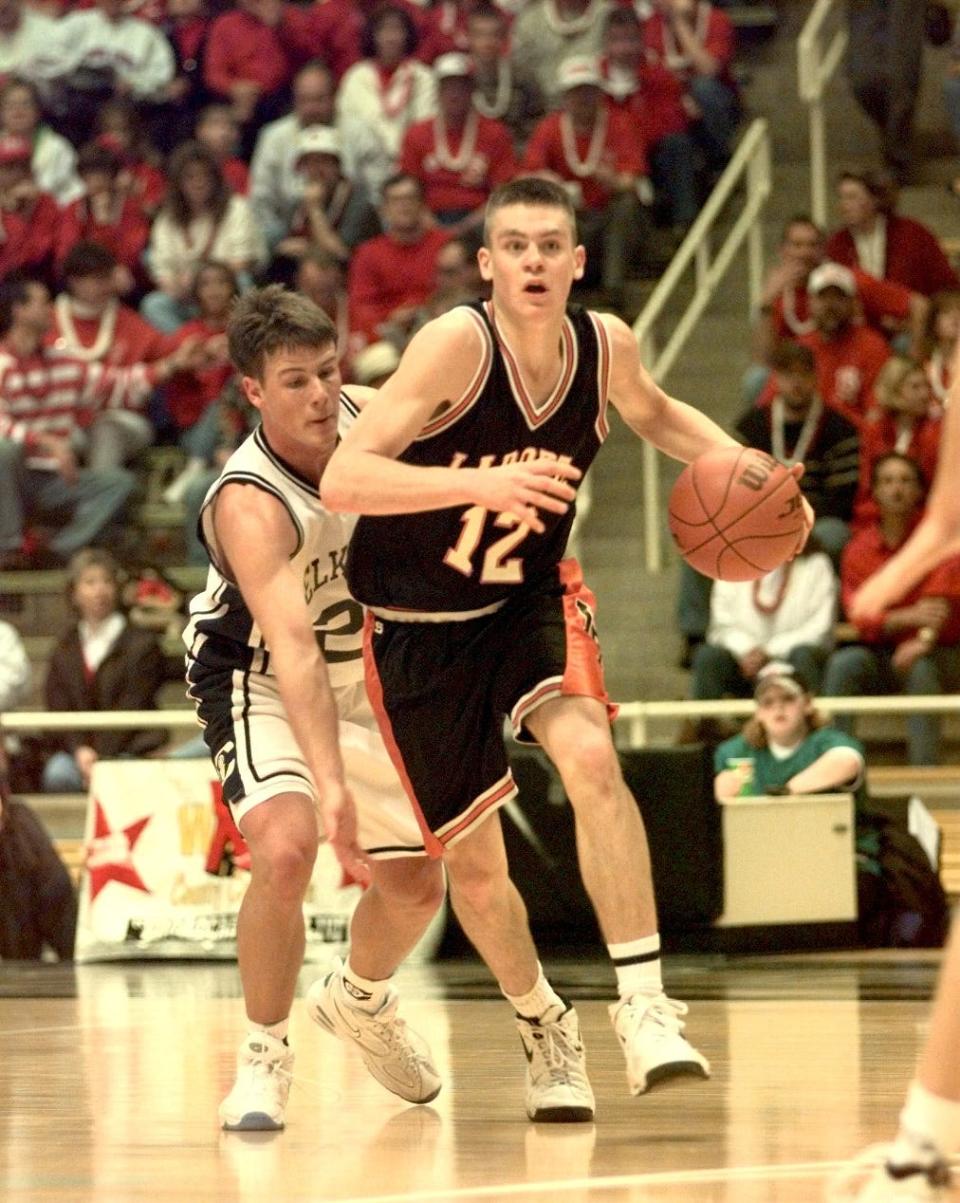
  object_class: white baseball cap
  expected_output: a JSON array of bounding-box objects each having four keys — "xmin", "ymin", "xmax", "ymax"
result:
[
  {"xmin": 808, "ymin": 262, "xmax": 857, "ymax": 297},
  {"xmin": 434, "ymin": 52, "xmax": 475, "ymax": 82},
  {"xmin": 557, "ymin": 55, "xmax": 603, "ymax": 91},
  {"xmin": 295, "ymin": 125, "xmax": 342, "ymax": 163}
]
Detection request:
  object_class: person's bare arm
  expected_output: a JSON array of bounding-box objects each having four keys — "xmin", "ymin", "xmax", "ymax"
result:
[
  {"xmin": 322, "ymin": 310, "xmax": 581, "ymax": 533},
  {"xmin": 786, "ymin": 746, "xmax": 863, "ymax": 795},
  {"xmin": 213, "ymin": 483, "xmax": 367, "ymax": 880}
]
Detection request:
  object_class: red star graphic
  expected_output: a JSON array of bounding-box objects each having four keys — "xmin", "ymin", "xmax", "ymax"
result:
[{"xmin": 86, "ymin": 798, "xmax": 152, "ymax": 903}]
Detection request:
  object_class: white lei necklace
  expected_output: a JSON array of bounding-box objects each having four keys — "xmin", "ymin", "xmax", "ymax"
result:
[
  {"xmin": 473, "ymin": 62, "xmax": 511, "ymax": 119},
  {"xmin": 782, "ymin": 285, "xmax": 815, "ymax": 336},
  {"xmin": 662, "ymin": 2, "xmax": 711, "ymax": 71},
  {"xmin": 433, "ymin": 109, "xmax": 479, "ymax": 171},
  {"xmin": 928, "ymin": 348, "xmax": 951, "ymax": 406},
  {"xmin": 543, "ymin": 0, "xmax": 598, "ymax": 37},
  {"xmin": 771, "ymin": 394, "xmax": 823, "ymax": 466},
  {"xmin": 559, "ymin": 108, "xmax": 608, "ymax": 178},
  {"xmin": 54, "ymin": 295, "xmax": 118, "ymax": 362}
]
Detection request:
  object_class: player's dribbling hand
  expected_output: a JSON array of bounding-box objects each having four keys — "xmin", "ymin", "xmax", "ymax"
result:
[
  {"xmin": 787, "ymin": 463, "xmax": 815, "ymax": 555},
  {"xmin": 319, "ymin": 782, "xmax": 371, "ymax": 887},
  {"xmin": 470, "ymin": 460, "xmax": 582, "ymax": 534}
]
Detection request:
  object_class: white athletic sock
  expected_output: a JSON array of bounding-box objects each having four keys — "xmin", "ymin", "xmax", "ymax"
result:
[
  {"xmin": 608, "ymin": 935, "xmax": 663, "ymax": 999},
  {"xmin": 248, "ymin": 1017, "xmax": 289, "ymax": 1043},
  {"xmin": 342, "ymin": 958, "xmax": 392, "ymax": 1013},
  {"xmin": 889, "ymin": 1080, "xmax": 960, "ymax": 1166},
  {"xmin": 503, "ymin": 963, "xmax": 565, "ymax": 1021}
]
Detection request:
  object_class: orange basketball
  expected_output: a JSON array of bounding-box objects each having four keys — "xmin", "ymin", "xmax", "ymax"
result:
[{"xmin": 668, "ymin": 446, "xmax": 807, "ymax": 581}]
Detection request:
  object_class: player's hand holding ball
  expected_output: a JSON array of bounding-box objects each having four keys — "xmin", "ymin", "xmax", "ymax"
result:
[{"xmin": 668, "ymin": 446, "xmax": 811, "ymax": 581}]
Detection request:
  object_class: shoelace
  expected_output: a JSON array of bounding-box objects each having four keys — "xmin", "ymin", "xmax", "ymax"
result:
[
  {"xmin": 348, "ymin": 994, "xmax": 430, "ymax": 1073},
  {"xmin": 825, "ymin": 1143, "xmax": 951, "ymax": 1202},
  {"xmin": 524, "ymin": 1019, "xmax": 587, "ymax": 1085},
  {"xmin": 622, "ymin": 995, "xmax": 689, "ymax": 1039}
]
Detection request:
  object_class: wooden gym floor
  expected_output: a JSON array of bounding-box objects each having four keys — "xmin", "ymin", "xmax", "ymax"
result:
[{"xmin": 1, "ymin": 953, "xmax": 958, "ymax": 1203}]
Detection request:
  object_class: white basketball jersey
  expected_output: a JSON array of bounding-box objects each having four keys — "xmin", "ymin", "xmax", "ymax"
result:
[{"xmin": 183, "ymin": 392, "xmax": 364, "ymax": 689}]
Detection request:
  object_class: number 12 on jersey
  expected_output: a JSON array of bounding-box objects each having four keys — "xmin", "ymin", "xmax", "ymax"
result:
[{"xmin": 444, "ymin": 506, "xmax": 531, "ymax": 584}]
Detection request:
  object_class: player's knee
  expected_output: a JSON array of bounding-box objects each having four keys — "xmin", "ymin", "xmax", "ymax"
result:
[
  {"xmin": 554, "ymin": 731, "xmax": 621, "ymax": 804},
  {"xmin": 445, "ymin": 855, "xmax": 507, "ymax": 917},
  {"xmin": 251, "ymin": 831, "xmax": 319, "ymax": 897},
  {"xmin": 376, "ymin": 861, "xmax": 446, "ymax": 915}
]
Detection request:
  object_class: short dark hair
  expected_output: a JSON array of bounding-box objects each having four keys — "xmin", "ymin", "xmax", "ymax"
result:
[
  {"xmin": 381, "ymin": 172, "xmax": 423, "ymax": 200},
  {"xmin": 781, "ymin": 213, "xmax": 821, "ymax": 241},
  {"xmin": 769, "ymin": 340, "xmax": 816, "ymax": 375},
  {"xmin": 360, "ymin": 5, "xmax": 419, "ymax": 60},
  {"xmin": 483, "ymin": 176, "xmax": 577, "ymax": 245},
  {"xmin": 604, "ymin": 6, "xmax": 642, "ymax": 34},
  {"xmin": 77, "ymin": 142, "xmax": 121, "ymax": 179},
  {"xmin": 228, "ymin": 284, "xmax": 337, "ymax": 380},
  {"xmin": 0, "ymin": 274, "xmax": 43, "ymax": 335},
  {"xmin": 468, "ymin": 1, "xmax": 506, "ymax": 25},
  {"xmin": 871, "ymin": 450, "xmax": 925, "ymax": 492},
  {"xmin": 62, "ymin": 240, "xmax": 117, "ymax": 281}
]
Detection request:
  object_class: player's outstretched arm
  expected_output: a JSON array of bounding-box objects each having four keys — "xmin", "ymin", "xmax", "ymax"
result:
[
  {"xmin": 322, "ymin": 311, "xmax": 581, "ymax": 532},
  {"xmin": 851, "ymin": 348, "xmax": 960, "ymax": 621},
  {"xmin": 213, "ymin": 483, "xmax": 368, "ymax": 883},
  {"xmin": 598, "ymin": 313, "xmax": 739, "ymax": 462}
]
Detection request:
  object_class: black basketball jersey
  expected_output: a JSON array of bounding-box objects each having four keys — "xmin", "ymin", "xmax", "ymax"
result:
[{"xmin": 347, "ymin": 300, "xmax": 611, "ymax": 616}]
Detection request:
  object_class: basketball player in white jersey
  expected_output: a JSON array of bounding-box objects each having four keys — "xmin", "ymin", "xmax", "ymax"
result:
[
  {"xmin": 320, "ymin": 177, "xmax": 795, "ymax": 1122},
  {"xmin": 184, "ymin": 286, "xmax": 446, "ymax": 1131}
]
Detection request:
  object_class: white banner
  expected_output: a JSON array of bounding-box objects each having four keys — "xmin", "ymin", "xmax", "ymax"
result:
[{"xmin": 75, "ymin": 760, "xmax": 364, "ymax": 963}]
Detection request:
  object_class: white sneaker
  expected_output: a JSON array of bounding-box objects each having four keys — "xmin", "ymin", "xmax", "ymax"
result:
[
  {"xmin": 516, "ymin": 1003, "xmax": 595, "ymax": 1123},
  {"xmin": 307, "ymin": 959, "xmax": 441, "ymax": 1104},
  {"xmin": 609, "ymin": 993, "xmax": 709, "ymax": 1096},
  {"xmin": 826, "ymin": 1143, "xmax": 953, "ymax": 1202},
  {"xmin": 219, "ymin": 1031, "xmax": 294, "ymax": 1131}
]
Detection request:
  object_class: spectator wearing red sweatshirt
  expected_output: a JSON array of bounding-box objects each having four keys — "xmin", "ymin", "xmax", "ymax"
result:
[
  {"xmin": 195, "ymin": 104, "xmax": 249, "ymax": 195},
  {"xmin": 0, "ymin": 135, "xmax": 59, "ymax": 283}
]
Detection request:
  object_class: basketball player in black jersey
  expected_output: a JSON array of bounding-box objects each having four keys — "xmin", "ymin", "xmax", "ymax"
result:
[{"xmin": 322, "ymin": 177, "xmax": 756, "ymax": 1122}]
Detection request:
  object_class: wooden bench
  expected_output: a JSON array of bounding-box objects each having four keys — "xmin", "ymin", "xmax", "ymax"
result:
[{"xmin": 54, "ymin": 837, "xmax": 85, "ymax": 887}]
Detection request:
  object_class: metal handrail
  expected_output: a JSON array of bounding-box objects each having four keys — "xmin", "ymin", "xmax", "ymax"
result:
[
  {"xmin": 631, "ymin": 117, "xmax": 772, "ymax": 572},
  {"xmin": 6, "ymin": 694, "xmax": 958, "ymax": 751},
  {"xmin": 797, "ymin": 0, "xmax": 847, "ymax": 226}
]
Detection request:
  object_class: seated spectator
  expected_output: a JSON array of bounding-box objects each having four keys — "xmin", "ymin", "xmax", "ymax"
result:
[
  {"xmin": 347, "ymin": 173, "xmax": 448, "ymax": 348},
  {"xmin": 713, "ymin": 661, "xmax": 866, "ymax": 806},
  {"xmin": 195, "ymin": 104, "xmax": 249, "ymax": 195},
  {"xmin": 643, "ymin": 0, "xmax": 740, "ymax": 174},
  {"xmin": 741, "ymin": 339, "xmax": 860, "ymax": 560},
  {"xmin": 510, "ymin": 0, "xmax": 611, "ymax": 112},
  {"xmin": 0, "ymin": 619, "xmax": 30, "ymax": 712},
  {"xmin": 0, "ymin": 135, "xmax": 59, "ymax": 283},
  {"xmin": 141, "ymin": 142, "xmax": 266, "ymax": 333},
  {"xmin": 154, "ymin": 0, "xmax": 214, "ymax": 153},
  {"xmin": 419, "ymin": 0, "xmax": 481, "ymax": 62},
  {"xmin": 826, "ymin": 169, "xmax": 959, "ymax": 299},
  {"xmin": 0, "ymin": 78, "xmax": 81, "ymax": 206},
  {"xmin": 922, "ymin": 289, "xmax": 960, "ymax": 415},
  {"xmin": 352, "ymin": 339, "xmax": 400, "ymax": 388},
  {"xmin": 523, "ymin": 55, "xmax": 654, "ymax": 305},
  {"xmin": 854, "ymin": 357, "xmax": 942, "ymax": 528},
  {"xmin": 823, "ymin": 452, "xmax": 960, "ymax": 766},
  {"xmin": 758, "ymin": 262, "xmax": 892, "ymax": 428},
  {"xmin": 160, "ymin": 260, "xmax": 236, "ymax": 503},
  {"xmin": 0, "ymin": 276, "xmax": 201, "ymax": 568},
  {"xmin": 295, "ymin": 0, "xmax": 426, "ymax": 84},
  {"xmin": 337, "ymin": 5, "xmax": 437, "ymax": 203},
  {"xmin": 0, "ymin": 0, "xmax": 56, "ymax": 83},
  {"xmin": 202, "ymin": 0, "xmax": 305, "ymax": 156},
  {"xmin": 55, "ymin": 143, "xmax": 152, "ymax": 297},
  {"xmin": 249, "ymin": 59, "xmax": 345, "ymax": 253},
  {"xmin": 94, "ymin": 98, "xmax": 167, "ymax": 218},
  {"xmin": 0, "ymin": 750, "xmax": 77, "ymax": 960},
  {"xmin": 468, "ymin": 3, "xmax": 544, "ymax": 151},
  {"xmin": 42, "ymin": 548, "xmax": 166, "ymax": 793},
  {"xmin": 395, "ymin": 231, "xmax": 485, "ymax": 347},
  {"xmin": 295, "ymin": 248, "xmax": 351, "ymax": 372},
  {"xmin": 32, "ymin": 0, "xmax": 174, "ymax": 148},
  {"xmin": 272, "ymin": 126, "xmax": 380, "ymax": 275},
  {"xmin": 600, "ymin": 7, "xmax": 698, "ymax": 235},
  {"xmin": 400, "ymin": 52, "xmax": 516, "ymax": 233},
  {"xmin": 47, "ymin": 241, "xmax": 175, "ymax": 470},
  {"xmin": 690, "ymin": 541, "xmax": 837, "ymax": 701},
  {"xmin": 749, "ymin": 215, "xmax": 924, "ymax": 404}
]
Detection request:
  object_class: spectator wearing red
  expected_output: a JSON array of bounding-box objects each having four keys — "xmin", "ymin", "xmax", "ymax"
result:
[
  {"xmin": 922, "ymin": 290, "xmax": 960, "ymax": 417},
  {"xmin": 854, "ymin": 356, "xmax": 942, "ymax": 528},
  {"xmin": 154, "ymin": 0, "xmax": 213, "ymax": 152},
  {"xmin": 523, "ymin": 55, "xmax": 654, "ymax": 302},
  {"xmin": 826, "ymin": 169, "xmax": 959, "ymax": 299},
  {"xmin": 400, "ymin": 52, "xmax": 516, "ymax": 233},
  {"xmin": 295, "ymin": 0, "xmax": 425, "ymax": 83},
  {"xmin": 600, "ymin": 6, "xmax": 698, "ymax": 232},
  {"xmin": 643, "ymin": 0, "xmax": 739, "ymax": 172},
  {"xmin": 824, "ymin": 452, "xmax": 960, "ymax": 764},
  {"xmin": 0, "ymin": 78, "xmax": 81, "ymax": 206},
  {"xmin": 0, "ymin": 135, "xmax": 59, "ymax": 283},
  {"xmin": 296, "ymin": 248, "xmax": 353, "ymax": 376},
  {"xmin": 467, "ymin": 3, "xmax": 544, "ymax": 152},
  {"xmin": 419, "ymin": 0, "xmax": 493, "ymax": 63},
  {"xmin": 160, "ymin": 260, "xmax": 236, "ymax": 504},
  {"xmin": 759, "ymin": 263, "xmax": 891, "ymax": 428},
  {"xmin": 55, "ymin": 143, "xmax": 151, "ymax": 297},
  {"xmin": 203, "ymin": 0, "xmax": 307, "ymax": 152},
  {"xmin": 348, "ymin": 172, "xmax": 448, "ymax": 347},
  {"xmin": 94, "ymin": 98, "xmax": 167, "ymax": 217},
  {"xmin": 195, "ymin": 104, "xmax": 249, "ymax": 195}
]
